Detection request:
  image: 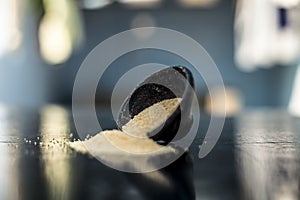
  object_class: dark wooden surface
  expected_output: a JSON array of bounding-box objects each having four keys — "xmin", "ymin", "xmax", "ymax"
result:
[{"xmin": 0, "ymin": 106, "xmax": 299, "ymax": 200}]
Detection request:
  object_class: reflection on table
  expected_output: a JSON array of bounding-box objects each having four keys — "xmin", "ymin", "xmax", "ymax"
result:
[{"xmin": 0, "ymin": 106, "xmax": 300, "ymax": 199}]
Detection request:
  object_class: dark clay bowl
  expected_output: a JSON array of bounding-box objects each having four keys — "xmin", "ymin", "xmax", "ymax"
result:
[{"xmin": 117, "ymin": 66, "xmax": 195, "ymax": 145}]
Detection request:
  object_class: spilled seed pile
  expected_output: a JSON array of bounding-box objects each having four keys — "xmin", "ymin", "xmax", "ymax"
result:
[
  {"xmin": 123, "ymin": 98, "xmax": 182, "ymax": 138},
  {"xmin": 69, "ymin": 98, "xmax": 182, "ymax": 156}
]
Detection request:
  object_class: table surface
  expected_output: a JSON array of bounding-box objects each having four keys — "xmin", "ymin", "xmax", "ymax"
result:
[{"xmin": 0, "ymin": 105, "xmax": 299, "ymax": 200}]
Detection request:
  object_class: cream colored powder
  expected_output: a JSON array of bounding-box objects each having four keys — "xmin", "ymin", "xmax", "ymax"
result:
[
  {"xmin": 69, "ymin": 98, "xmax": 181, "ymax": 156},
  {"xmin": 69, "ymin": 129, "xmax": 176, "ymax": 155},
  {"xmin": 104, "ymin": 130, "xmax": 167, "ymax": 153},
  {"xmin": 122, "ymin": 98, "xmax": 182, "ymax": 138}
]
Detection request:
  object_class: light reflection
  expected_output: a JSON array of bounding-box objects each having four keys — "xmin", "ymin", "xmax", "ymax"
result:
[
  {"xmin": 79, "ymin": 0, "xmax": 112, "ymax": 9},
  {"xmin": 0, "ymin": 145, "xmax": 20, "ymax": 200},
  {"xmin": 40, "ymin": 105, "xmax": 72, "ymax": 200},
  {"xmin": 288, "ymin": 64, "xmax": 300, "ymax": 117},
  {"xmin": 130, "ymin": 13, "xmax": 156, "ymax": 40},
  {"xmin": 205, "ymin": 86, "xmax": 243, "ymax": 117},
  {"xmin": 235, "ymin": 111, "xmax": 300, "ymax": 200},
  {"xmin": 0, "ymin": 107, "xmax": 20, "ymax": 200},
  {"xmin": 177, "ymin": 0, "xmax": 219, "ymax": 8},
  {"xmin": 118, "ymin": 0, "xmax": 161, "ymax": 8},
  {"xmin": 142, "ymin": 171, "xmax": 172, "ymax": 188},
  {"xmin": 0, "ymin": 105, "xmax": 8, "ymax": 135},
  {"xmin": 126, "ymin": 153, "xmax": 195, "ymax": 199}
]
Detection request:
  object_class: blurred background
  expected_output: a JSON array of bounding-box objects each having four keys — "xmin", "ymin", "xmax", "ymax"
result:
[
  {"xmin": 2, "ymin": 1, "xmax": 300, "ymax": 199},
  {"xmin": 0, "ymin": 0, "xmax": 300, "ymax": 116}
]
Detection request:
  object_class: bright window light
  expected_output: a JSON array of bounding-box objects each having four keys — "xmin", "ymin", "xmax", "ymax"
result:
[
  {"xmin": 0, "ymin": 0, "xmax": 22, "ymax": 57},
  {"xmin": 39, "ymin": 16, "xmax": 72, "ymax": 65}
]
